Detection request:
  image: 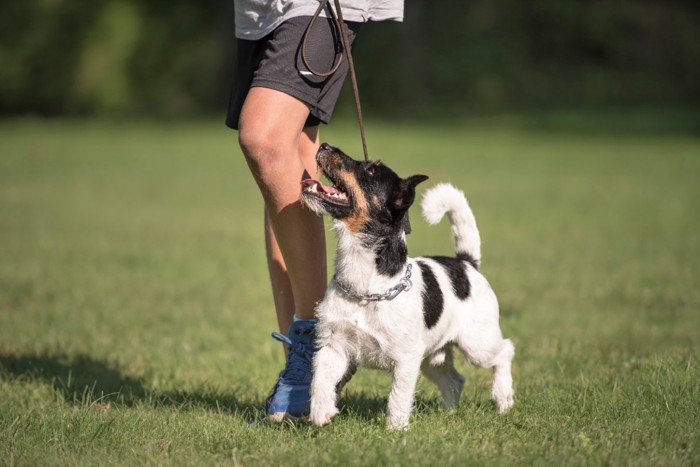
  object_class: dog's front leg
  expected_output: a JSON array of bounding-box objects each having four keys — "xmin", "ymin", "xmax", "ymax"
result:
[
  {"xmin": 310, "ymin": 345, "xmax": 349, "ymax": 427},
  {"xmin": 386, "ymin": 360, "xmax": 422, "ymax": 430}
]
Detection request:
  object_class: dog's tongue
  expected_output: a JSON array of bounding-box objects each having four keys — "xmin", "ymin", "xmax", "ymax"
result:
[{"xmin": 301, "ymin": 170, "xmax": 342, "ymax": 194}]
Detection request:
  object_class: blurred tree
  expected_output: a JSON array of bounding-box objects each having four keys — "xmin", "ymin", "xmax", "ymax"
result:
[
  {"xmin": 1, "ymin": 0, "xmax": 698, "ymax": 117},
  {"xmin": 73, "ymin": 0, "xmax": 142, "ymax": 114},
  {"xmin": 0, "ymin": 0, "xmax": 105, "ymax": 115}
]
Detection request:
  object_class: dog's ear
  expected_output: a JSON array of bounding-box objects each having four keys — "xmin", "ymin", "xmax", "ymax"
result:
[{"xmin": 392, "ymin": 174, "xmax": 429, "ymax": 213}]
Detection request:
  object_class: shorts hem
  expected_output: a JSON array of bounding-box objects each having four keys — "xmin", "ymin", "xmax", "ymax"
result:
[{"xmin": 250, "ymin": 78, "xmax": 332, "ymax": 124}]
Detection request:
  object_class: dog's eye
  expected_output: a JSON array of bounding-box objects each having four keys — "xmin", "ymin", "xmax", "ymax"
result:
[{"xmin": 365, "ymin": 166, "xmax": 375, "ymax": 176}]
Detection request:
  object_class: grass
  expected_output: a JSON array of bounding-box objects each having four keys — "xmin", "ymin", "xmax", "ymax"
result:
[{"xmin": 1, "ymin": 115, "xmax": 699, "ymax": 465}]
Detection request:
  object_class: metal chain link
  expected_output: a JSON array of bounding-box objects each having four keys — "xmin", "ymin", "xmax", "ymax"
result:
[{"xmin": 334, "ymin": 264, "xmax": 413, "ymax": 302}]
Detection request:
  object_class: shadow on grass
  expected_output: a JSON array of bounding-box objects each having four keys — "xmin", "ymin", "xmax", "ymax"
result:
[
  {"xmin": 0, "ymin": 353, "xmax": 471, "ymax": 423},
  {"xmin": 337, "ymin": 393, "xmax": 387, "ymax": 422},
  {"xmin": 0, "ymin": 352, "xmax": 259, "ymax": 417},
  {"xmin": 337, "ymin": 391, "xmax": 453, "ymax": 423}
]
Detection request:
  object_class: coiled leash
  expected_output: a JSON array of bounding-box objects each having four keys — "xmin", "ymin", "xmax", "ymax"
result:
[{"xmin": 302, "ymin": 0, "xmax": 369, "ymax": 161}]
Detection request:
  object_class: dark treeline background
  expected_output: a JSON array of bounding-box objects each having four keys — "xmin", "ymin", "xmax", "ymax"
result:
[{"xmin": 1, "ymin": 0, "xmax": 699, "ymax": 118}]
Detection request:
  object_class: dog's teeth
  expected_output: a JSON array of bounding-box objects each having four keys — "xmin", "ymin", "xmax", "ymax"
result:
[{"xmin": 314, "ymin": 189, "xmax": 347, "ymax": 201}]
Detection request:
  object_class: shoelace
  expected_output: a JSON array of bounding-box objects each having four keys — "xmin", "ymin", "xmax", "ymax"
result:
[
  {"xmin": 271, "ymin": 332, "xmax": 315, "ymax": 382},
  {"xmin": 248, "ymin": 331, "xmax": 317, "ymax": 428}
]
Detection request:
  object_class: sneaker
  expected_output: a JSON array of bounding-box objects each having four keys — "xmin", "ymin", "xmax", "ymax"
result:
[{"xmin": 265, "ymin": 319, "xmax": 317, "ymax": 421}]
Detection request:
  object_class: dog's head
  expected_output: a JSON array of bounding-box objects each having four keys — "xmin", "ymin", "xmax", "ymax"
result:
[{"xmin": 302, "ymin": 143, "xmax": 428, "ymax": 235}]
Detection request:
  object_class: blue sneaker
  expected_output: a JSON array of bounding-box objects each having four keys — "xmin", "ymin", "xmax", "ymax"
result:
[{"xmin": 265, "ymin": 319, "xmax": 317, "ymax": 421}]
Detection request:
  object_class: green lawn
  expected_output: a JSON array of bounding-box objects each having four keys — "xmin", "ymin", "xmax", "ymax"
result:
[{"xmin": 1, "ymin": 116, "xmax": 698, "ymax": 465}]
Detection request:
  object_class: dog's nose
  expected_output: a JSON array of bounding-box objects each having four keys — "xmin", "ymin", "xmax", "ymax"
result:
[{"xmin": 320, "ymin": 142, "xmax": 332, "ymax": 151}]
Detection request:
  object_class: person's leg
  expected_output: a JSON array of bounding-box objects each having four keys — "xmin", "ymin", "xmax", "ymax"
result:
[
  {"xmin": 263, "ymin": 125, "xmax": 324, "ymax": 338},
  {"xmin": 238, "ymin": 87, "xmax": 327, "ymax": 420},
  {"xmin": 264, "ymin": 211, "xmax": 294, "ymax": 337},
  {"xmin": 240, "ymin": 87, "xmax": 326, "ymax": 324}
]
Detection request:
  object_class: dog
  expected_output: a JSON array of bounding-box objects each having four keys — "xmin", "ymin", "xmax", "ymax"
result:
[{"xmin": 301, "ymin": 143, "xmax": 514, "ymax": 430}]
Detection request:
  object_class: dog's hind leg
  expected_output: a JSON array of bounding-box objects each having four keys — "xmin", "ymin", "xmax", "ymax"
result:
[
  {"xmin": 421, "ymin": 346, "xmax": 464, "ymax": 410},
  {"xmin": 310, "ymin": 345, "xmax": 349, "ymax": 427},
  {"xmin": 456, "ymin": 334, "xmax": 515, "ymax": 414},
  {"xmin": 490, "ymin": 339, "xmax": 515, "ymax": 413}
]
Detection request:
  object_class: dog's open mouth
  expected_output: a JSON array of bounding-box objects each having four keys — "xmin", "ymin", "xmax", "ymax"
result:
[{"xmin": 301, "ymin": 173, "xmax": 350, "ymax": 206}]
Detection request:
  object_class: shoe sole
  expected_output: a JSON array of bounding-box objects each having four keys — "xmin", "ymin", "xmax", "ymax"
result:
[{"xmin": 268, "ymin": 411, "xmax": 307, "ymax": 423}]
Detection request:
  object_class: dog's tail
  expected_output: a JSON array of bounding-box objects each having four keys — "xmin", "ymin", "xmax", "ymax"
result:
[{"xmin": 421, "ymin": 183, "xmax": 481, "ymax": 269}]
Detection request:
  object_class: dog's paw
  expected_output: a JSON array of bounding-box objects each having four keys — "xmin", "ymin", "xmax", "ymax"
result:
[
  {"xmin": 495, "ymin": 394, "xmax": 514, "ymax": 414},
  {"xmin": 310, "ymin": 405, "xmax": 339, "ymax": 427},
  {"xmin": 386, "ymin": 413, "xmax": 411, "ymax": 431},
  {"xmin": 386, "ymin": 419, "xmax": 410, "ymax": 431}
]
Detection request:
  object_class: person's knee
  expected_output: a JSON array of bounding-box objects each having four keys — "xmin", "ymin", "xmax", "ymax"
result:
[
  {"xmin": 238, "ymin": 123, "xmax": 270, "ymax": 162},
  {"xmin": 238, "ymin": 123, "xmax": 284, "ymax": 181}
]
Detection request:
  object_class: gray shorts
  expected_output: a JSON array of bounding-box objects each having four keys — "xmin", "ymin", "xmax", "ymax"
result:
[{"xmin": 226, "ymin": 16, "xmax": 360, "ymax": 130}]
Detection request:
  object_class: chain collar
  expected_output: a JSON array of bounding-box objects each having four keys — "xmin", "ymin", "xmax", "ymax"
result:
[{"xmin": 333, "ymin": 263, "xmax": 413, "ymax": 302}]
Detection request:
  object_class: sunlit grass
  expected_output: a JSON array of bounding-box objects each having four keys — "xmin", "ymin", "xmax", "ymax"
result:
[{"xmin": 1, "ymin": 117, "xmax": 698, "ymax": 465}]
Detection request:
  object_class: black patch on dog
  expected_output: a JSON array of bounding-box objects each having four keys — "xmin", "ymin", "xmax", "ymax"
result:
[
  {"xmin": 418, "ymin": 260, "xmax": 443, "ymax": 329},
  {"xmin": 374, "ymin": 236, "xmax": 408, "ymax": 277},
  {"xmin": 456, "ymin": 251, "xmax": 479, "ymax": 271},
  {"xmin": 428, "ymin": 256, "xmax": 471, "ymax": 300}
]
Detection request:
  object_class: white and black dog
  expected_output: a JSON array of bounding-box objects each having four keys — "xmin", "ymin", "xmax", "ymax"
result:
[{"xmin": 301, "ymin": 143, "xmax": 514, "ymax": 430}]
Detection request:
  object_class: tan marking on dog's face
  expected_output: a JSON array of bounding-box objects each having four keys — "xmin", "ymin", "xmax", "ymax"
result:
[{"xmin": 335, "ymin": 168, "xmax": 370, "ymax": 233}]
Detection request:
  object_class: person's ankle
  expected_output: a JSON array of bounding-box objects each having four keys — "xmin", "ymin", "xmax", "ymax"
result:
[{"xmin": 293, "ymin": 314, "xmax": 317, "ymax": 323}]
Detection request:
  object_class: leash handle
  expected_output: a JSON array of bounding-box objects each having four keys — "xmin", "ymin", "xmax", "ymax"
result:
[
  {"xmin": 301, "ymin": 0, "xmax": 343, "ymax": 77},
  {"xmin": 302, "ymin": 0, "xmax": 369, "ymax": 161}
]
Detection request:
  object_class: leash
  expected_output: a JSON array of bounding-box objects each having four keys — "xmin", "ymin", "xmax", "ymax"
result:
[{"xmin": 302, "ymin": 0, "xmax": 369, "ymax": 161}]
